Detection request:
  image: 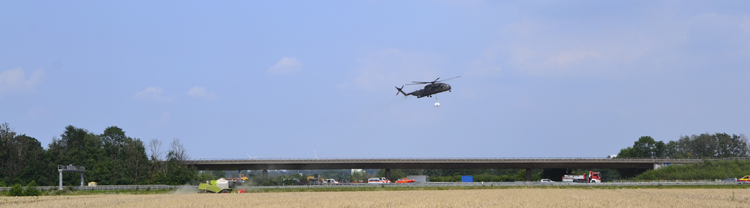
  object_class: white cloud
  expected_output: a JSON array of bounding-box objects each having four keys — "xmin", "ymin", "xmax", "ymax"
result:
[
  {"xmin": 742, "ymin": 17, "xmax": 750, "ymax": 33},
  {"xmin": 267, "ymin": 57, "xmax": 302, "ymax": 75},
  {"xmin": 467, "ymin": 59, "xmax": 502, "ymax": 76},
  {"xmin": 466, "ymin": 46, "xmax": 503, "ymax": 76},
  {"xmin": 186, "ymin": 86, "xmax": 217, "ymax": 100},
  {"xmin": 148, "ymin": 112, "xmax": 170, "ymax": 127},
  {"xmin": 486, "ymin": 13, "xmax": 693, "ymax": 78},
  {"xmin": 0, "ymin": 67, "xmax": 45, "ymax": 94},
  {"xmin": 133, "ymin": 87, "xmax": 173, "ymax": 103},
  {"xmin": 341, "ymin": 48, "xmax": 444, "ymax": 91},
  {"xmin": 483, "ymin": 5, "xmax": 750, "ymax": 79}
]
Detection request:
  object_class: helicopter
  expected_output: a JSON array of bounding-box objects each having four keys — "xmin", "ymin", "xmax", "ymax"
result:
[{"xmin": 395, "ymin": 76, "xmax": 460, "ymax": 98}]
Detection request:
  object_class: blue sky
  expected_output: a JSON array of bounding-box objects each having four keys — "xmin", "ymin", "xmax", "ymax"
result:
[{"xmin": 2, "ymin": 1, "xmax": 749, "ymax": 159}]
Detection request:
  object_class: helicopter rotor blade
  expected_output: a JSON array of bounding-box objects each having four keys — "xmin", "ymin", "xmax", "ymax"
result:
[{"xmin": 436, "ymin": 76, "xmax": 460, "ymax": 82}]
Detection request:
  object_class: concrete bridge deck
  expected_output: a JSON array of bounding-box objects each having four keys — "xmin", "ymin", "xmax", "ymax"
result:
[{"xmin": 183, "ymin": 158, "xmax": 719, "ymax": 170}]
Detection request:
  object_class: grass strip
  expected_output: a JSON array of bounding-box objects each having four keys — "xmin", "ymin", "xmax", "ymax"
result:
[
  {"xmin": 0, "ymin": 189, "xmax": 174, "ymax": 196},
  {"xmin": 2, "ymin": 184, "xmax": 749, "ymax": 196},
  {"xmin": 242, "ymin": 184, "xmax": 750, "ymax": 193}
]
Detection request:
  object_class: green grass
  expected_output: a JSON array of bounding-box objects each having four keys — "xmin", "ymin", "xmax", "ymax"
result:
[
  {"xmin": 633, "ymin": 160, "xmax": 750, "ymax": 180},
  {"xmin": 240, "ymin": 184, "xmax": 750, "ymax": 193},
  {"xmin": 2, "ymin": 184, "xmax": 749, "ymax": 196},
  {"xmin": 0, "ymin": 188, "xmax": 174, "ymax": 196}
]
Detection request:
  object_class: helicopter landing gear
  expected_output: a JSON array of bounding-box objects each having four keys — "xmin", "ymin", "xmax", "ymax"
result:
[{"xmin": 434, "ymin": 97, "xmax": 440, "ymax": 107}]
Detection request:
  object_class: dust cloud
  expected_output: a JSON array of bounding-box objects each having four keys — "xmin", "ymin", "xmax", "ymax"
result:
[{"xmin": 172, "ymin": 184, "xmax": 198, "ymax": 194}]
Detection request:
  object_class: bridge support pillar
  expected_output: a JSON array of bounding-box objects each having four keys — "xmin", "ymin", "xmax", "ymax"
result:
[
  {"xmin": 525, "ymin": 168, "xmax": 531, "ymax": 181},
  {"xmin": 385, "ymin": 169, "xmax": 391, "ymax": 181},
  {"xmin": 58, "ymin": 170, "xmax": 63, "ymax": 190},
  {"xmin": 262, "ymin": 170, "xmax": 268, "ymax": 179}
]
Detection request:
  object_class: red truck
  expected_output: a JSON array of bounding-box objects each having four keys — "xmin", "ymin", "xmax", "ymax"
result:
[{"xmin": 562, "ymin": 171, "xmax": 601, "ymax": 183}]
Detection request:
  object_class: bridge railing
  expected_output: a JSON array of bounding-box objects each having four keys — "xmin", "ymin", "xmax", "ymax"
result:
[{"xmin": 183, "ymin": 157, "xmax": 750, "ymax": 163}]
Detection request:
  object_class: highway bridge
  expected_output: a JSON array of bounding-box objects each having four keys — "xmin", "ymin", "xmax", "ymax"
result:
[{"xmin": 184, "ymin": 158, "xmax": 719, "ymax": 181}]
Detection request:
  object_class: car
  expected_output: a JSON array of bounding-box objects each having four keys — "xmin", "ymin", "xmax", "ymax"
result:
[
  {"xmin": 723, "ymin": 178, "xmax": 737, "ymax": 182},
  {"xmin": 739, "ymin": 175, "xmax": 750, "ymax": 184},
  {"xmin": 395, "ymin": 178, "xmax": 416, "ymax": 183},
  {"xmin": 540, "ymin": 179, "xmax": 555, "ymax": 183},
  {"xmin": 323, "ymin": 179, "xmax": 339, "ymax": 184},
  {"xmin": 367, "ymin": 178, "xmax": 390, "ymax": 184}
]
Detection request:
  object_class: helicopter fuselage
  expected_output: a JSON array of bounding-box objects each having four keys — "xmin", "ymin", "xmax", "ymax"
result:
[{"xmin": 407, "ymin": 83, "xmax": 451, "ymax": 98}]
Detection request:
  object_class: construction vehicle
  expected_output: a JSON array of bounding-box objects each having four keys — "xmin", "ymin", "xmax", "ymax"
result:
[
  {"xmin": 307, "ymin": 174, "xmax": 324, "ymax": 185},
  {"xmin": 227, "ymin": 174, "xmax": 248, "ymax": 182},
  {"xmin": 562, "ymin": 171, "xmax": 601, "ymax": 183},
  {"xmin": 198, "ymin": 178, "xmax": 238, "ymax": 193}
]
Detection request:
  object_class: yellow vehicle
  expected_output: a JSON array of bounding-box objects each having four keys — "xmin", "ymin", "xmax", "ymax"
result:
[
  {"xmin": 307, "ymin": 174, "xmax": 324, "ymax": 185},
  {"xmin": 227, "ymin": 174, "xmax": 248, "ymax": 182},
  {"xmin": 739, "ymin": 175, "xmax": 750, "ymax": 183},
  {"xmin": 198, "ymin": 178, "xmax": 237, "ymax": 193}
]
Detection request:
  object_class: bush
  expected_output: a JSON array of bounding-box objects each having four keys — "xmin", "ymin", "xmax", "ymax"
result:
[
  {"xmin": 632, "ymin": 160, "xmax": 750, "ymax": 180},
  {"xmin": 23, "ymin": 180, "xmax": 40, "ymax": 196},
  {"xmin": 8, "ymin": 184, "xmax": 24, "ymax": 196},
  {"xmin": 254, "ymin": 179, "xmax": 276, "ymax": 186}
]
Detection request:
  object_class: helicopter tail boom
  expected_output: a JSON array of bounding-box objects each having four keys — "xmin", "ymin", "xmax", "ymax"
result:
[{"xmin": 395, "ymin": 85, "xmax": 408, "ymax": 96}]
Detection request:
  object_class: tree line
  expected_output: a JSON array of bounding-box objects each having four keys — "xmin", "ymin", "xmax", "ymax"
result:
[
  {"xmin": 0, "ymin": 123, "xmax": 196, "ymax": 186},
  {"xmin": 3, "ymin": 122, "xmax": 745, "ymax": 186},
  {"xmin": 617, "ymin": 133, "xmax": 749, "ymax": 159}
]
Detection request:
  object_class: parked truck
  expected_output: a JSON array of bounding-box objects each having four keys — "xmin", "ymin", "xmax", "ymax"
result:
[
  {"xmin": 562, "ymin": 171, "xmax": 601, "ymax": 183},
  {"xmin": 198, "ymin": 178, "xmax": 238, "ymax": 193}
]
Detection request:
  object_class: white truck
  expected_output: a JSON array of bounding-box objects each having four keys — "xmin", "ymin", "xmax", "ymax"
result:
[
  {"xmin": 562, "ymin": 171, "xmax": 601, "ymax": 183},
  {"xmin": 367, "ymin": 177, "xmax": 391, "ymax": 184}
]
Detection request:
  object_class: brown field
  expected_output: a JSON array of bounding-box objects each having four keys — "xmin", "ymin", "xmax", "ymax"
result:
[{"xmin": 2, "ymin": 189, "xmax": 749, "ymax": 208}]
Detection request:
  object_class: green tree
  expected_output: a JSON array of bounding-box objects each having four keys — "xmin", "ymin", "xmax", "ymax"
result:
[
  {"xmin": 350, "ymin": 170, "xmax": 371, "ymax": 182},
  {"xmin": 618, "ymin": 136, "xmax": 668, "ymax": 158},
  {"xmin": 540, "ymin": 169, "xmax": 568, "ymax": 181},
  {"xmin": 8, "ymin": 183, "xmax": 23, "ymax": 196},
  {"xmin": 0, "ymin": 123, "xmax": 50, "ymax": 186},
  {"xmin": 321, "ymin": 170, "xmax": 349, "ymax": 181},
  {"xmin": 23, "ymin": 180, "xmax": 40, "ymax": 196},
  {"xmin": 376, "ymin": 169, "xmax": 406, "ymax": 181},
  {"xmin": 672, "ymin": 133, "xmax": 749, "ymax": 159}
]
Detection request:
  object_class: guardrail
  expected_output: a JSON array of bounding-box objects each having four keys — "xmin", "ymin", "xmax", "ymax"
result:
[
  {"xmin": 0, "ymin": 185, "xmax": 178, "ymax": 192},
  {"xmin": 238, "ymin": 181, "xmax": 750, "ymax": 189}
]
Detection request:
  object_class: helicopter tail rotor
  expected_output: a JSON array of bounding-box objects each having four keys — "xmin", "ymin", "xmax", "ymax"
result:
[{"xmin": 395, "ymin": 85, "xmax": 408, "ymax": 96}]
